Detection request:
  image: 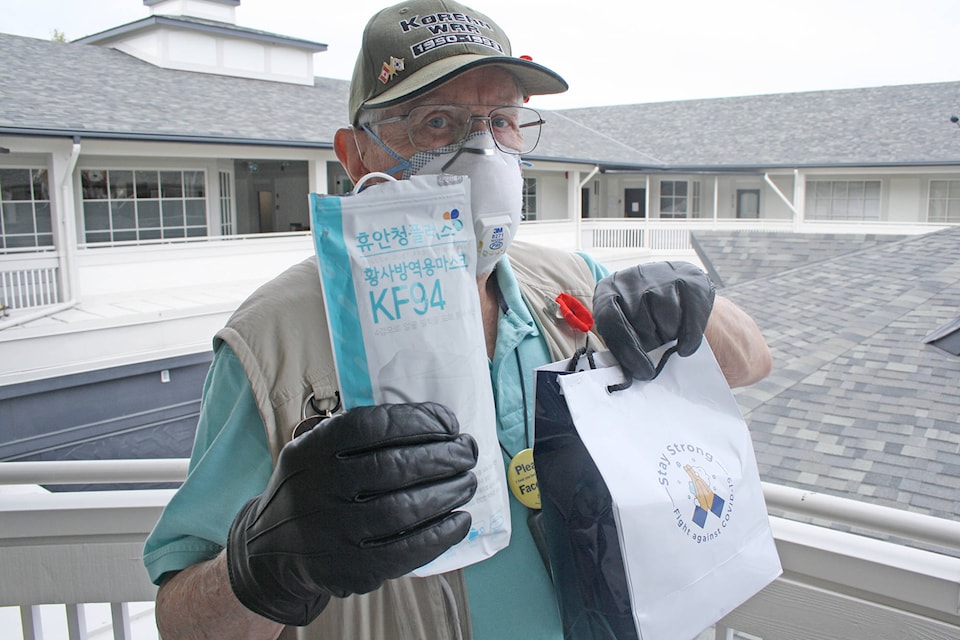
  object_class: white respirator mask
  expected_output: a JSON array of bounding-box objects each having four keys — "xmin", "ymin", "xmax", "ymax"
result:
[{"xmin": 403, "ymin": 132, "xmax": 524, "ymax": 275}]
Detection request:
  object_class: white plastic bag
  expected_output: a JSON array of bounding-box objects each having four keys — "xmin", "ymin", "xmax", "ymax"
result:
[
  {"xmin": 536, "ymin": 345, "xmax": 781, "ymax": 640},
  {"xmin": 310, "ymin": 173, "xmax": 511, "ymax": 575}
]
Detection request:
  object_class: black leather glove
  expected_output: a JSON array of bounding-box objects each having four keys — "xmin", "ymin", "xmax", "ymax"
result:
[
  {"xmin": 226, "ymin": 402, "xmax": 478, "ymax": 626},
  {"xmin": 594, "ymin": 261, "xmax": 715, "ymax": 380}
]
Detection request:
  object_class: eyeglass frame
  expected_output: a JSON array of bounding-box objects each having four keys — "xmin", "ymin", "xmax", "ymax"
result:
[{"xmin": 363, "ymin": 104, "xmax": 546, "ymax": 155}]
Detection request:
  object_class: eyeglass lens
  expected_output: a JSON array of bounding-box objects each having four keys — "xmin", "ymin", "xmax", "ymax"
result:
[{"xmin": 406, "ymin": 105, "xmax": 543, "ymax": 154}]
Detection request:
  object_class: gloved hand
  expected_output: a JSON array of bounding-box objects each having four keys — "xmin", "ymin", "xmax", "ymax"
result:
[
  {"xmin": 593, "ymin": 261, "xmax": 715, "ymax": 380},
  {"xmin": 226, "ymin": 402, "xmax": 478, "ymax": 626}
]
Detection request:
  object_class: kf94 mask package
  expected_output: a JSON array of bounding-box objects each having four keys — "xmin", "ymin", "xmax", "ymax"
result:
[{"xmin": 310, "ymin": 173, "xmax": 511, "ymax": 575}]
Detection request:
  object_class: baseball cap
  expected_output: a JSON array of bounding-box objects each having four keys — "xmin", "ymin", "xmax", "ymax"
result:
[{"xmin": 348, "ymin": 0, "xmax": 568, "ymax": 124}]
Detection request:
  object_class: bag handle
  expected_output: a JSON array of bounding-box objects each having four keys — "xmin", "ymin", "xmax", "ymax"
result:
[
  {"xmin": 565, "ymin": 346, "xmax": 598, "ymax": 372},
  {"xmin": 606, "ymin": 344, "xmax": 680, "ymax": 393},
  {"xmin": 568, "ymin": 345, "xmax": 682, "ymax": 394}
]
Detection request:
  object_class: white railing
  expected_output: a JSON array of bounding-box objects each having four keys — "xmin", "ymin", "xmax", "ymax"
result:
[
  {"xmin": 2, "ymin": 219, "xmax": 950, "ymax": 317},
  {"xmin": 0, "ymin": 254, "xmax": 61, "ymax": 312},
  {"xmin": 0, "ymin": 461, "xmax": 183, "ymax": 640},
  {"xmin": 1, "ymin": 459, "xmax": 958, "ymax": 640},
  {"xmin": 578, "ymin": 217, "xmax": 948, "ymax": 254},
  {"xmin": 74, "ymin": 230, "xmax": 312, "ymax": 251}
]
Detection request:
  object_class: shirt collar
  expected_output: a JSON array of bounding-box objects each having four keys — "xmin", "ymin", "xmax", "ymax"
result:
[{"xmin": 494, "ymin": 256, "xmax": 538, "ymax": 331}]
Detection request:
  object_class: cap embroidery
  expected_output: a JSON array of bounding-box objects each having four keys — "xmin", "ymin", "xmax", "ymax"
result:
[
  {"xmin": 378, "ymin": 56, "xmax": 406, "ymax": 84},
  {"xmin": 396, "ymin": 11, "xmax": 503, "ymax": 59},
  {"xmin": 398, "ymin": 12, "xmax": 492, "ymax": 33},
  {"xmin": 411, "ymin": 34, "xmax": 504, "ymax": 58}
]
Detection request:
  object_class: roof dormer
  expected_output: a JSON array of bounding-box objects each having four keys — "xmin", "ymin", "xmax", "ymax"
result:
[{"xmin": 75, "ymin": 0, "xmax": 326, "ymax": 86}]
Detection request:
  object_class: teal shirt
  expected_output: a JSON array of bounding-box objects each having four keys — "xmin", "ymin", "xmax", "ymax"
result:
[{"xmin": 143, "ymin": 252, "xmax": 607, "ymax": 639}]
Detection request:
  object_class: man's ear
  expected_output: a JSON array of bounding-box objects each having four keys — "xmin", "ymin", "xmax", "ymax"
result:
[{"xmin": 334, "ymin": 127, "xmax": 368, "ymax": 183}]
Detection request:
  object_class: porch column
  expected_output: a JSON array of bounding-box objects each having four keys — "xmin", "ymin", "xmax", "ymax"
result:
[
  {"xmin": 713, "ymin": 176, "xmax": 719, "ymax": 227},
  {"xmin": 793, "ymin": 169, "xmax": 806, "ymax": 231},
  {"xmin": 569, "ymin": 169, "xmax": 581, "ymax": 250},
  {"xmin": 644, "ymin": 175, "xmax": 652, "ymax": 250},
  {"xmin": 51, "ymin": 138, "xmax": 81, "ymax": 302},
  {"xmin": 308, "ymin": 157, "xmax": 329, "ymax": 195}
]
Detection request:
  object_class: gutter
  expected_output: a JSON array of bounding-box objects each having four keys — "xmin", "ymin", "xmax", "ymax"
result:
[
  {"xmin": 58, "ymin": 137, "xmax": 82, "ymax": 303},
  {"xmin": 5, "ymin": 128, "xmax": 955, "ymax": 169},
  {"xmin": 597, "ymin": 160, "xmax": 960, "ymax": 173},
  {"xmin": 0, "ymin": 127, "xmax": 335, "ymax": 150},
  {"xmin": 578, "ymin": 166, "xmax": 601, "ymax": 188}
]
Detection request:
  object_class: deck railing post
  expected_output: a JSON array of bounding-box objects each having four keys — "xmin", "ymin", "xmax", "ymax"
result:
[
  {"xmin": 111, "ymin": 602, "xmax": 133, "ymax": 640},
  {"xmin": 20, "ymin": 605, "xmax": 43, "ymax": 640},
  {"xmin": 65, "ymin": 604, "xmax": 87, "ymax": 639}
]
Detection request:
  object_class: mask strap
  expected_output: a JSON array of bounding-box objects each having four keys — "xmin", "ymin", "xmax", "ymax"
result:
[{"xmin": 360, "ymin": 123, "xmax": 411, "ymax": 176}]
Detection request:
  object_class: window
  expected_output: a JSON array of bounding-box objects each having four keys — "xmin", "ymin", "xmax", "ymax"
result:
[
  {"xmin": 0, "ymin": 168, "xmax": 53, "ymax": 251},
  {"xmin": 659, "ymin": 180, "xmax": 700, "ymax": 218},
  {"xmin": 806, "ymin": 180, "xmax": 881, "ymax": 221},
  {"xmin": 522, "ymin": 177, "xmax": 537, "ymax": 221},
  {"xmin": 928, "ymin": 180, "xmax": 960, "ymax": 223},
  {"xmin": 81, "ymin": 169, "xmax": 207, "ymax": 244}
]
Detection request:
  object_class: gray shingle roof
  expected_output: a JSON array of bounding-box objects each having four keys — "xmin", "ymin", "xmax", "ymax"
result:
[
  {"xmin": 0, "ymin": 32, "xmax": 645, "ymax": 161},
  {"xmin": 4, "ymin": 31, "xmax": 960, "ymax": 169},
  {"xmin": 713, "ymin": 227, "xmax": 960, "ymax": 526},
  {"xmin": 556, "ymin": 83, "xmax": 960, "ymax": 168},
  {"xmin": 691, "ymin": 231, "xmax": 909, "ymax": 288},
  {"xmin": 0, "ymin": 33, "xmax": 349, "ymax": 146}
]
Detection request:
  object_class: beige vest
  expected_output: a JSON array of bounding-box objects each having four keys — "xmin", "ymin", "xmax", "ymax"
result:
[{"xmin": 215, "ymin": 241, "xmax": 603, "ymax": 640}]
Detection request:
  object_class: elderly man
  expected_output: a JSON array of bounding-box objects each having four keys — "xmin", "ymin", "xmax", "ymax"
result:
[{"xmin": 143, "ymin": 1, "xmax": 772, "ymax": 638}]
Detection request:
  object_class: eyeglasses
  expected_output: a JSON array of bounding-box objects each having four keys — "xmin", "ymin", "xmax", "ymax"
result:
[{"xmin": 368, "ymin": 105, "xmax": 545, "ymax": 155}]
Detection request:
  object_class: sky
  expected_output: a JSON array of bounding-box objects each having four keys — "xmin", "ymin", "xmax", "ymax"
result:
[{"xmin": 1, "ymin": 0, "xmax": 958, "ymax": 111}]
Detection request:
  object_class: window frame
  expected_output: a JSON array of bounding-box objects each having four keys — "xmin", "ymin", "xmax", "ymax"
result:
[
  {"xmin": 79, "ymin": 167, "xmax": 209, "ymax": 246},
  {"xmin": 927, "ymin": 179, "xmax": 960, "ymax": 223},
  {"xmin": 806, "ymin": 179, "xmax": 882, "ymax": 221},
  {"xmin": 659, "ymin": 179, "xmax": 701, "ymax": 219},
  {"xmin": 0, "ymin": 167, "xmax": 54, "ymax": 252},
  {"xmin": 522, "ymin": 176, "xmax": 537, "ymax": 221}
]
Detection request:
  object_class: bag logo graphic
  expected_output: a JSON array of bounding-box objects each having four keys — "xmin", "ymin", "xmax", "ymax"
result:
[
  {"xmin": 683, "ymin": 465, "xmax": 725, "ymax": 528},
  {"xmin": 658, "ymin": 443, "xmax": 734, "ymax": 544}
]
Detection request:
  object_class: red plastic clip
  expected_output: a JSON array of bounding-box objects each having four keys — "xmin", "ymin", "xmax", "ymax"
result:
[{"xmin": 555, "ymin": 293, "xmax": 594, "ymax": 333}]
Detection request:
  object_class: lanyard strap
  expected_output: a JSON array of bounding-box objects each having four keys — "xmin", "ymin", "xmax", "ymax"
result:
[{"xmin": 492, "ymin": 273, "xmax": 531, "ymax": 460}]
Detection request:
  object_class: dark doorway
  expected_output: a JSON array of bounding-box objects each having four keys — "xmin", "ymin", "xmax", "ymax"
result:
[
  {"xmin": 625, "ymin": 188, "xmax": 646, "ymax": 218},
  {"xmin": 736, "ymin": 189, "xmax": 761, "ymax": 218}
]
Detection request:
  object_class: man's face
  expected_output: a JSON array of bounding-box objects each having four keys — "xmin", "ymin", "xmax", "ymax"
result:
[{"xmin": 357, "ymin": 67, "xmax": 524, "ymax": 175}]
